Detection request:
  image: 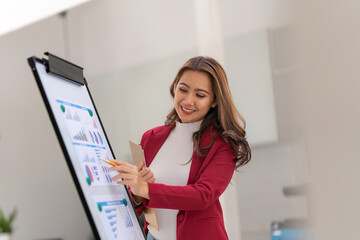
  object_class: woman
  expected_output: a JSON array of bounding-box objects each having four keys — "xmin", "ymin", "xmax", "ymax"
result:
[{"xmin": 109, "ymin": 56, "xmax": 251, "ymax": 240}]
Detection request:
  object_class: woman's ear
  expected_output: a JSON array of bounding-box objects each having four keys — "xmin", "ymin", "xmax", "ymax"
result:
[{"xmin": 211, "ymin": 101, "xmax": 218, "ymax": 108}]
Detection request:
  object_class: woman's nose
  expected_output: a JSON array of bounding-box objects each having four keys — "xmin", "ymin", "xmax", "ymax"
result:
[{"xmin": 183, "ymin": 93, "xmax": 195, "ymax": 105}]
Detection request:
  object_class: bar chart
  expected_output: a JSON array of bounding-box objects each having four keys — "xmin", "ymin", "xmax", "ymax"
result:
[{"xmin": 94, "ymin": 194, "xmax": 143, "ymax": 240}]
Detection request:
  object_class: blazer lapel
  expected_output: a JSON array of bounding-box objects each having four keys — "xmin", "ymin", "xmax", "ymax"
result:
[
  {"xmin": 187, "ymin": 126, "xmax": 217, "ymax": 184},
  {"xmin": 143, "ymin": 124, "xmax": 175, "ymax": 166}
]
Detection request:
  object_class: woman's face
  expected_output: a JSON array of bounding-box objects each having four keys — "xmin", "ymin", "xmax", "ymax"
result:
[{"xmin": 174, "ymin": 70, "xmax": 217, "ymax": 123}]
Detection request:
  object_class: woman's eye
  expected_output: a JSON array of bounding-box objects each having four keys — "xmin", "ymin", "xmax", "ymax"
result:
[
  {"xmin": 179, "ymin": 88, "xmax": 187, "ymax": 93},
  {"xmin": 196, "ymin": 94, "xmax": 205, "ymax": 98}
]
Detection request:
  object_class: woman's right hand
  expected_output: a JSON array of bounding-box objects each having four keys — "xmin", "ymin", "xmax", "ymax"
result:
[
  {"xmin": 133, "ymin": 162, "xmax": 155, "ymax": 203},
  {"xmin": 134, "ymin": 162, "xmax": 155, "ymax": 203}
]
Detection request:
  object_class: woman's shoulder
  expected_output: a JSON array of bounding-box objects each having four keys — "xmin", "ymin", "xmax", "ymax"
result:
[
  {"xmin": 202, "ymin": 125, "xmax": 228, "ymax": 147},
  {"xmin": 210, "ymin": 125, "xmax": 240, "ymax": 154}
]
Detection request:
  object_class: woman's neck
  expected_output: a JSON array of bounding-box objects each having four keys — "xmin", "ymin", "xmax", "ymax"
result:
[{"xmin": 173, "ymin": 120, "xmax": 202, "ymax": 138}]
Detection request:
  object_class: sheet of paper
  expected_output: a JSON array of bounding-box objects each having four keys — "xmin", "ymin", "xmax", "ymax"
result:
[
  {"xmin": 144, "ymin": 208, "xmax": 159, "ymax": 230},
  {"xmin": 129, "ymin": 141, "xmax": 146, "ymax": 168}
]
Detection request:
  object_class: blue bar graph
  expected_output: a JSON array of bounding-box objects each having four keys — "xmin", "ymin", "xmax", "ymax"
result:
[
  {"xmin": 96, "ymin": 197, "xmax": 135, "ymax": 238},
  {"xmin": 105, "ymin": 208, "xmax": 116, "ymax": 214}
]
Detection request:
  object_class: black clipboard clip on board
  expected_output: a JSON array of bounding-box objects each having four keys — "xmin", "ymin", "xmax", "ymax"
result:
[
  {"xmin": 44, "ymin": 52, "xmax": 85, "ymax": 85},
  {"xmin": 29, "ymin": 52, "xmax": 85, "ymax": 85},
  {"xmin": 28, "ymin": 53, "xmax": 146, "ymax": 240}
]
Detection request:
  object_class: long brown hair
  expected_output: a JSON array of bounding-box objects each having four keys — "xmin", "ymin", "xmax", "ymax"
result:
[{"xmin": 165, "ymin": 56, "xmax": 251, "ymax": 168}]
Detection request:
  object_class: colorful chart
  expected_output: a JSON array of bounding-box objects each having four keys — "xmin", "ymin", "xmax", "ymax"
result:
[
  {"xmin": 73, "ymin": 128, "xmax": 88, "ymax": 141},
  {"xmin": 66, "ymin": 110, "xmax": 73, "ymax": 120},
  {"xmin": 97, "ymin": 132, "xmax": 103, "ymax": 145},
  {"xmin": 94, "ymin": 195, "xmax": 141, "ymax": 240},
  {"xmin": 73, "ymin": 111, "xmax": 80, "ymax": 121},
  {"xmin": 101, "ymin": 165, "xmax": 113, "ymax": 183},
  {"xmin": 85, "ymin": 165, "xmax": 94, "ymax": 183},
  {"xmin": 93, "ymin": 131, "xmax": 99, "ymax": 144},
  {"xmin": 89, "ymin": 131, "xmax": 95, "ymax": 144},
  {"xmin": 83, "ymin": 153, "xmax": 96, "ymax": 163},
  {"xmin": 73, "ymin": 144, "xmax": 116, "ymax": 187}
]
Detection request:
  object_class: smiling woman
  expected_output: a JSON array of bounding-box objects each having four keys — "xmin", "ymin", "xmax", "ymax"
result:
[{"xmin": 110, "ymin": 56, "xmax": 251, "ymax": 240}]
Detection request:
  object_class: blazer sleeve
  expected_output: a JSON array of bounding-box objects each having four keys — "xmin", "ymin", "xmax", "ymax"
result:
[{"xmin": 143, "ymin": 140, "xmax": 236, "ymax": 211}]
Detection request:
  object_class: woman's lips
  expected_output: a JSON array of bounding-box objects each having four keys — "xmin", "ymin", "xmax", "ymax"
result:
[{"xmin": 180, "ymin": 106, "xmax": 196, "ymax": 115}]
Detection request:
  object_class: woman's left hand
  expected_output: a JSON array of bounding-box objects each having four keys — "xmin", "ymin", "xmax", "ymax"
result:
[{"xmin": 109, "ymin": 160, "xmax": 150, "ymax": 199}]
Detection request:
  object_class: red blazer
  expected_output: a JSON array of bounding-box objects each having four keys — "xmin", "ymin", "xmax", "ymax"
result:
[{"xmin": 136, "ymin": 124, "xmax": 236, "ymax": 240}]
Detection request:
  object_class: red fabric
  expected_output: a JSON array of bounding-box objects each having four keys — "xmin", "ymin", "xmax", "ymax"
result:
[{"xmin": 138, "ymin": 124, "xmax": 236, "ymax": 240}]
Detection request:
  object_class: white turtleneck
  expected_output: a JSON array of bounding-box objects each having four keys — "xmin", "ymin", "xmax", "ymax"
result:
[{"xmin": 148, "ymin": 120, "xmax": 202, "ymax": 240}]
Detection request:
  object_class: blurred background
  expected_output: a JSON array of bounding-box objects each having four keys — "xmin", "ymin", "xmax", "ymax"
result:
[{"xmin": 0, "ymin": 0, "xmax": 359, "ymax": 239}]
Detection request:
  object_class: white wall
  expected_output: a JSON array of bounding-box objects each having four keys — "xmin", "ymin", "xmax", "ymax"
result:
[
  {"xmin": 219, "ymin": 0, "xmax": 293, "ymax": 39},
  {"xmin": 225, "ymin": 30, "xmax": 278, "ymax": 146},
  {"xmin": 295, "ymin": 1, "xmax": 360, "ymax": 239},
  {"xmin": 67, "ymin": 0, "xmax": 198, "ymax": 77},
  {"xmin": 234, "ymin": 26, "xmax": 311, "ymax": 239}
]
